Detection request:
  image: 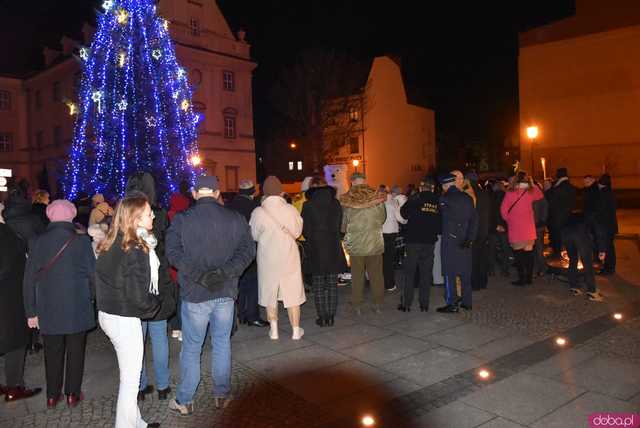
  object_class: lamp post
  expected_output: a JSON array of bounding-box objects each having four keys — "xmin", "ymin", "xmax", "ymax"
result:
[
  {"xmin": 190, "ymin": 154, "xmax": 202, "ymax": 167},
  {"xmin": 352, "ymin": 159, "xmax": 360, "ymax": 173},
  {"xmin": 526, "ymin": 126, "xmax": 538, "ymax": 176}
]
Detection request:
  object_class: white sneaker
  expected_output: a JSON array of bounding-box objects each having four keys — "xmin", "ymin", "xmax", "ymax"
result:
[
  {"xmin": 269, "ymin": 321, "xmax": 279, "ymax": 340},
  {"xmin": 171, "ymin": 330, "xmax": 181, "ymax": 338},
  {"xmin": 292, "ymin": 327, "xmax": 304, "ymax": 340},
  {"xmin": 177, "ymin": 331, "xmax": 182, "ymax": 341},
  {"xmin": 168, "ymin": 398, "xmax": 193, "ymax": 415}
]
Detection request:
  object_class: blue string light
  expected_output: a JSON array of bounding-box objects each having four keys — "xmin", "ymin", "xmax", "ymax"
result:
[{"xmin": 63, "ymin": 0, "xmax": 201, "ymax": 203}]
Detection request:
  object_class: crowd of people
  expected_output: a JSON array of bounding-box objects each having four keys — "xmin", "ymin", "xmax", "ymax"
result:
[{"xmin": 0, "ymin": 165, "xmax": 617, "ymax": 427}]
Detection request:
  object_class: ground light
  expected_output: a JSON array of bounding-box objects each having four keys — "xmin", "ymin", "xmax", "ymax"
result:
[
  {"xmin": 613, "ymin": 313, "xmax": 623, "ymax": 320},
  {"xmin": 361, "ymin": 415, "xmax": 375, "ymax": 427},
  {"xmin": 477, "ymin": 369, "xmax": 491, "ymax": 380},
  {"xmin": 555, "ymin": 337, "xmax": 567, "ymax": 346}
]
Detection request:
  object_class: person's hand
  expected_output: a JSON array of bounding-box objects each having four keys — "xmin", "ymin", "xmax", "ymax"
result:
[
  {"xmin": 598, "ymin": 252, "xmax": 606, "ymax": 262},
  {"xmin": 460, "ymin": 240, "xmax": 473, "ymax": 249},
  {"xmin": 496, "ymin": 225, "xmax": 505, "ymax": 233},
  {"xmin": 27, "ymin": 317, "xmax": 39, "ymax": 329}
]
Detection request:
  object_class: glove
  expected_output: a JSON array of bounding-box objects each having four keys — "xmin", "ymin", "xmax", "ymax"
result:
[
  {"xmin": 196, "ymin": 268, "xmax": 229, "ymax": 293},
  {"xmin": 460, "ymin": 240, "xmax": 473, "ymax": 249}
]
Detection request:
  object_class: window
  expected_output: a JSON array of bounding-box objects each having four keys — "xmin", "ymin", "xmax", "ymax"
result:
[
  {"xmin": 225, "ymin": 166, "xmax": 239, "ymax": 191},
  {"xmin": 53, "ymin": 126, "xmax": 62, "ymax": 147},
  {"xmin": 349, "ymin": 136, "xmax": 359, "ymax": 154},
  {"xmin": 223, "ymin": 70, "xmax": 235, "ymax": 91},
  {"xmin": 36, "ymin": 130, "xmax": 43, "ymax": 149},
  {"xmin": 0, "ymin": 90, "xmax": 11, "ymax": 110},
  {"xmin": 189, "ymin": 18, "xmax": 200, "ymax": 36},
  {"xmin": 0, "ymin": 133, "xmax": 13, "ymax": 152},
  {"xmin": 288, "ymin": 161, "xmax": 294, "ymax": 171},
  {"xmin": 297, "ymin": 161, "xmax": 303, "ymax": 171},
  {"xmin": 35, "ymin": 90, "xmax": 42, "ymax": 110},
  {"xmin": 224, "ymin": 116, "xmax": 236, "ymax": 139},
  {"xmin": 53, "ymin": 82, "xmax": 61, "ymax": 102},
  {"xmin": 348, "ymin": 106, "xmax": 360, "ymax": 122}
]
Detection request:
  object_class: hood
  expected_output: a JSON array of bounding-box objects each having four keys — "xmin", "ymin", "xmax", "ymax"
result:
[
  {"xmin": 339, "ymin": 184, "xmax": 386, "ymax": 209},
  {"xmin": 2, "ymin": 196, "xmax": 33, "ymax": 221},
  {"xmin": 126, "ymin": 172, "xmax": 157, "ymax": 206},
  {"xmin": 305, "ymin": 185, "xmax": 337, "ymax": 202},
  {"xmin": 169, "ymin": 192, "xmax": 190, "ymax": 213}
]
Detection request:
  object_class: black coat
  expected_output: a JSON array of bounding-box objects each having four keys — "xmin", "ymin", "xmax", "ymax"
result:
[
  {"xmin": 533, "ymin": 195, "xmax": 549, "ymax": 229},
  {"xmin": 301, "ymin": 186, "xmax": 348, "ymax": 275},
  {"xmin": 32, "ymin": 202, "xmax": 50, "ymax": 226},
  {"xmin": 96, "ymin": 234, "xmax": 161, "ymax": 319},
  {"xmin": 548, "ymin": 179, "xmax": 576, "ymax": 229},
  {"xmin": 228, "ymin": 194, "xmax": 259, "ymax": 274},
  {"xmin": 440, "ymin": 187, "xmax": 478, "ymax": 276},
  {"xmin": 0, "ymin": 224, "xmax": 30, "ymax": 353},
  {"xmin": 583, "ymin": 183, "xmax": 600, "ymax": 220},
  {"xmin": 470, "ymin": 183, "xmax": 490, "ymax": 242},
  {"xmin": 399, "ymin": 190, "xmax": 441, "ymax": 245},
  {"xmin": 596, "ymin": 186, "xmax": 618, "ymax": 236},
  {"xmin": 23, "ymin": 222, "xmax": 96, "ymax": 335},
  {"xmin": 166, "ymin": 197, "xmax": 256, "ymax": 303},
  {"xmin": 3, "ymin": 196, "xmax": 45, "ymax": 250}
]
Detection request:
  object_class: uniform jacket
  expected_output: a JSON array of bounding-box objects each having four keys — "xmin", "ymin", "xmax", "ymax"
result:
[
  {"xmin": 399, "ymin": 191, "xmax": 441, "ymax": 245},
  {"xmin": 339, "ymin": 184, "xmax": 387, "ymax": 257},
  {"xmin": 23, "ymin": 222, "xmax": 96, "ymax": 335},
  {"xmin": 440, "ymin": 187, "xmax": 478, "ymax": 276}
]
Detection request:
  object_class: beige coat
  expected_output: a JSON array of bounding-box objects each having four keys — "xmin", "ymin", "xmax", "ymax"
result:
[{"xmin": 250, "ymin": 196, "xmax": 306, "ymax": 308}]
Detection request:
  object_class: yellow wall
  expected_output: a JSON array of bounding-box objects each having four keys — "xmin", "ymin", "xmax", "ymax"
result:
[{"xmin": 519, "ymin": 25, "xmax": 640, "ymax": 188}]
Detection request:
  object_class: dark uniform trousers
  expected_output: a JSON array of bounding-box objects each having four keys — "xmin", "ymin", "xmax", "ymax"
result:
[
  {"xmin": 566, "ymin": 237, "xmax": 596, "ymax": 293},
  {"xmin": 383, "ymin": 233, "xmax": 399, "ymax": 290},
  {"xmin": 42, "ymin": 332, "xmax": 87, "ymax": 398},
  {"xmin": 402, "ymin": 243, "xmax": 434, "ymax": 308},
  {"xmin": 237, "ymin": 269, "xmax": 260, "ymax": 323},
  {"xmin": 471, "ymin": 238, "xmax": 489, "ymax": 290}
]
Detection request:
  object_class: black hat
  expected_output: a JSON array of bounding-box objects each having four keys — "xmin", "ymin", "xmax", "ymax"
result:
[
  {"xmin": 195, "ymin": 175, "xmax": 219, "ymax": 192},
  {"xmin": 439, "ymin": 173, "xmax": 456, "ymax": 185}
]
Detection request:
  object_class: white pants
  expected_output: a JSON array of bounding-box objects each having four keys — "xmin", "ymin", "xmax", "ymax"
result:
[{"xmin": 99, "ymin": 311, "xmax": 147, "ymax": 428}]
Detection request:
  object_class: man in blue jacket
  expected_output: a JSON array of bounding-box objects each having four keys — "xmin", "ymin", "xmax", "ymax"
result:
[
  {"xmin": 437, "ymin": 173, "xmax": 478, "ymax": 313},
  {"xmin": 166, "ymin": 176, "xmax": 255, "ymax": 414}
]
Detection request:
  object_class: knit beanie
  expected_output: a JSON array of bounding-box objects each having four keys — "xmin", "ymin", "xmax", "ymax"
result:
[
  {"xmin": 263, "ymin": 176, "xmax": 283, "ymax": 197},
  {"xmin": 46, "ymin": 199, "xmax": 77, "ymax": 222}
]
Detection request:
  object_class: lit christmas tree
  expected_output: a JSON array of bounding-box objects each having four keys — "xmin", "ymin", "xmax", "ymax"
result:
[{"xmin": 63, "ymin": 0, "xmax": 201, "ymax": 202}]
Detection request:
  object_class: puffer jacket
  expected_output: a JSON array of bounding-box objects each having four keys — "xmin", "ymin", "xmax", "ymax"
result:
[{"xmin": 339, "ymin": 184, "xmax": 386, "ymax": 256}]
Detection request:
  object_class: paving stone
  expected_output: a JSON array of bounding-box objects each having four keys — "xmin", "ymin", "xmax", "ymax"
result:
[
  {"xmin": 231, "ymin": 335, "xmax": 312, "ymax": 362},
  {"xmin": 531, "ymin": 391, "xmax": 638, "ymax": 428},
  {"xmin": 244, "ymin": 345, "xmax": 350, "ymax": 379},
  {"xmin": 461, "ymin": 373, "xmax": 586, "ymax": 425},
  {"xmin": 305, "ymin": 324, "xmax": 394, "ymax": 351},
  {"xmin": 477, "ymin": 417, "xmax": 527, "ymax": 428},
  {"xmin": 553, "ymin": 356, "xmax": 640, "ymax": 400},
  {"xmin": 414, "ymin": 400, "xmax": 495, "ymax": 428},
  {"xmin": 522, "ymin": 345, "xmax": 597, "ymax": 379},
  {"xmin": 468, "ymin": 334, "xmax": 536, "ymax": 362},
  {"xmin": 341, "ymin": 334, "xmax": 437, "ymax": 366},
  {"xmin": 383, "ymin": 347, "xmax": 483, "ymax": 387},
  {"xmin": 426, "ymin": 323, "xmax": 512, "ymax": 352},
  {"xmin": 387, "ymin": 313, "xmax": 467, "ymax": 338}
]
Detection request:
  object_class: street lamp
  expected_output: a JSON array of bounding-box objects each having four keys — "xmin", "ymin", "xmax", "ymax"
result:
[
  {"xmin": 526, "ymin": 126, "xmax": 538, "ymax": 176},
  {"xmin": 352, "ymin": 159, "xmax": 360, "ymax": 173},
  {"xmin": 289, "ymin": 142, "xmax": 297, "ymax": 149},
  {"xmin": 190, "ymin": 154, "xmax": 202, "ymax": 167}
]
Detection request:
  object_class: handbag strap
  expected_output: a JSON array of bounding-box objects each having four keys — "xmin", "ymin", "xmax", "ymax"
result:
[
  {"xmin": 261, "ymin": 207, "xmax": 298, "ymax": 241},
  {"xmin": 507, "ymin": 190, "xmax": 528, "ymax": 215},
  {"xmin": 36, "ymin": 234, "xmax": 77, "ymax": 277}
]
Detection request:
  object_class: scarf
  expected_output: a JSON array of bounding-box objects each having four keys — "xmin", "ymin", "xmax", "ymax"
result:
[
  {"xmin": 136, "ymin": 227, "xmax": 159, "ymax": 295},
  {"xmin": 554, "ymin": 177, "xmax": 569, "ymax": 187}
]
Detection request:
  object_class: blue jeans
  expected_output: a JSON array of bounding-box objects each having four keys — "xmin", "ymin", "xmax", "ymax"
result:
[
  {"xmin": 139, "ymin": 320, "xmax": 170, "ymax": 391},
  {"xmin": 177, "ymin": 298, "xmax": 234, "ymax": 404}
]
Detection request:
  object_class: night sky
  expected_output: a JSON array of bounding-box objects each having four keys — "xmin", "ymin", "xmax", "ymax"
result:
[{"xmin": 0, "ymin": 0, "xmax": 574, "ymax": 171}]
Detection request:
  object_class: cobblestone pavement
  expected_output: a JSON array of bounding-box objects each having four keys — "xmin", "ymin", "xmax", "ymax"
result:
[{"xmin": 1, "ymin": 236, "xmax": 639, "ymax": 427}]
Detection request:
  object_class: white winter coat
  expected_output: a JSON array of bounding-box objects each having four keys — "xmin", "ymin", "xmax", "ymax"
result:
[{"xmin": 250, "ymin": 196, "xmax": 306, "ymax": 308}]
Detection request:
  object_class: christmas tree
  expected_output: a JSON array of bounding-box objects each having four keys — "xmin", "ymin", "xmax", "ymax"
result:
[{"xmin": 63, "ymin": 0, "xmax": 201, "ymax": 202}]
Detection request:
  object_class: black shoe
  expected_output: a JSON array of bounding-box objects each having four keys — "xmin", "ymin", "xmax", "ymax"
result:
[
  {"xmin": 420, "ymin": 305, "xmax": 428, "ymax": 312},
  {"xmin": 460, "ymin": 304, "xmax": 472, "ymax": 311},
  {"xmin": 238, "ymin": 316, "xmax": 247, "ymax": 325},
  {"xmin": 137, "ymin": 385, "xmax": 154, "ymax": 401},
  {"xmin": 247, "ymin": 319, "xmax": 269, "ymax": 327},
  {"xmin": 315, "ymin": 318, "xmax": 326, "ymax": 327},
  {"xmin": 433, "ymin": 283, "xmax": 445, "ymax": 287},
  {"xmin": 327, "ymin": 317, "xmax": 334, "ymax": 327},
  {"xmin": 436, "ymin": 305, "xmax": 459, "ymax": 313},
  {"xmin": 158, "ymin": 387, "xmax": 171, "ymax": 401},
  {"xmin": 28, "ymin": 342, "xmax": 43, "ymax": 355},
  {"xmin": 148, "ymin": 424, "xmax": 161, "ymax": 428},
  {"xmin": 397, "ymin": 304, "xmax": 411, "ymax": 312}
]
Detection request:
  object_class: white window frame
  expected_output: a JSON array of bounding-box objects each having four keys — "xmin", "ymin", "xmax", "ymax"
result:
[
  {"xmin": 224, "ymin": 116, "xmax": 236, "ymax": 139},
  {"xmin": 288, "ymin": 161, "xmax": 294, "ymax": 171},
  {"xmin": 0, "ymin": 133, "xmax": 13, "ymax": 152},
  {"xmin": 297, "ymin": 161, "xmax": 303, "ymax": 171}
]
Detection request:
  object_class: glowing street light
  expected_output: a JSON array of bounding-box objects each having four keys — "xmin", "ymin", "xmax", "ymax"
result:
[
  {"xmin": 526, "ymin": 126, "xmax": 539, "ymax": 176},
  {"xmin": 361, "ymin": 415, "xmax": 375, "ymax": 427},
  {"xmin": 289, "ymin": 142, "xmax": 297, "ymax": 149},
  {"xmin": 190, "ymin": 154, "xmax": 202, "ymax": 166},
  {"xmin": 352, "ymin": 159, "xmax": 360, "ymax": 173}
]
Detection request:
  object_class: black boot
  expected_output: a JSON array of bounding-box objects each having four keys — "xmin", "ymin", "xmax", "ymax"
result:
[
  {"xmin": 523, "ymin": 251, "xmax": 534, "ymax": 285},
  {"xmin": 511, "ymin": 250, "xmax": 525, "ymax": 286}
]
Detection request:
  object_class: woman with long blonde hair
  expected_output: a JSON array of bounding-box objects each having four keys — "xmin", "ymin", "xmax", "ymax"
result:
[{"xmin": 96, "ymin": 195, "xmax": 161, "ymax": 428}]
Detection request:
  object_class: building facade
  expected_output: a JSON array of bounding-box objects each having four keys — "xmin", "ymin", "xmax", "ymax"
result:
[
  {"xmin": 0, "ymin": 0, "xmax": 256, "ymax": 197},
  {"xmin": 519, "ymin": 0, "xmax": 640, "ymax": 188},
  {"xmin": 324, "ymin": 56, "xmax": 436, "ymax": 190}
]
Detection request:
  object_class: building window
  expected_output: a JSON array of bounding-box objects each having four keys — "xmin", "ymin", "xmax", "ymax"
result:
[
  {"xmin": 223, "ymin": 70, "xmax": 235, "ymax": 91},
  {"xmin": 53, "ymin": 126, "xmax": 62, "ymax": 147},
  {"xmin": 53, "ymin": 82, "xmax": 61, "ymax": 102},
  {"xmin": 348, "ymin": 106, "xmax": 359, "ymax": 122},
  {"xmin": 0, "ymin": 90, "xmax": 11, "ymax": 110},
  {"xmin": 35, "ymin": 90, "xmax": 42, "ymax": 110},
  {"xmin": 297, "ymin": 161, "xmax": 303, "ymax": 171},
  {"xmin": 189, "ymin": 18, "xmax": 200, "ymax": 36},
  {"xmin": 224, "ymin": 116, "xmax": 236, "ymax": 139},
  {"xmin": 0, "ymin": 133, "xmax": 13, "ymax": 152},
  {"xmin": 349, "ymin": 136, "xmax": 359, "ymax": 154},
  {"xmin": 288, "ymin": 161, "xmax": 294, "ymax": 171},
  {"xmin": 36, "ymin": 130, "xmax": 43, "ymax": 149}
]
